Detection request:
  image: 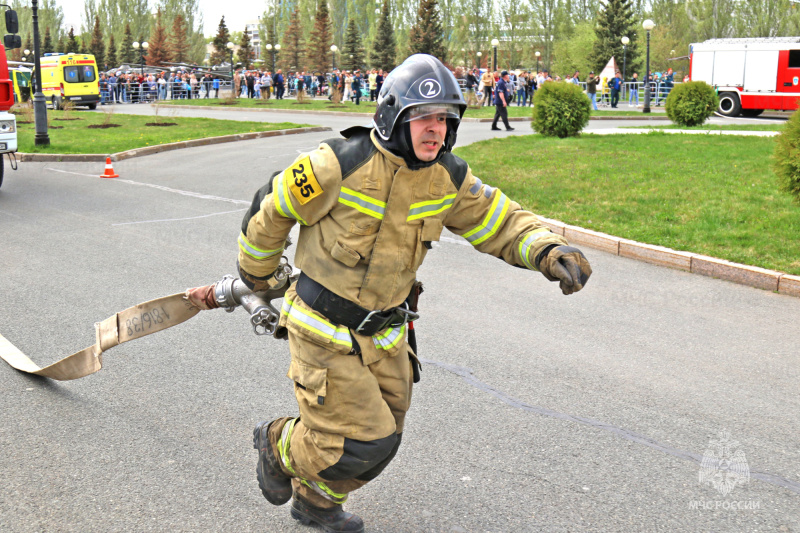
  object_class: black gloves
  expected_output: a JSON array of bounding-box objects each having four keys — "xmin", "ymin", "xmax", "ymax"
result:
[{"xmin": 536, "ymin": 245, "xmax": 592, "ymax": 295}]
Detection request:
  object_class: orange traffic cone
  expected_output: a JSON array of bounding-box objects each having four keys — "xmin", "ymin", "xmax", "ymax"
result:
[{"xmin": 100, "ymin": 157, "xmax": 119, "ymax": 178}]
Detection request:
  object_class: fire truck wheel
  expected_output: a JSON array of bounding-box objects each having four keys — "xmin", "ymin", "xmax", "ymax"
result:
[
  {"xmin": 717, "ymin": 92, "xmax": 741, "ymax": 117},
  {"xmin": 741, "ymin": 109, "xmax": 764, "ymax": 117}
]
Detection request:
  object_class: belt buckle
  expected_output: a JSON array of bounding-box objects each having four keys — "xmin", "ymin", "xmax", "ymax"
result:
[
  {"xmin": 355, "ymin": 310, "xmax": 383, "ymax": 335},
  {"xmin": 394, "ymin": 302, "xmax": 420, "ymax": 326}
]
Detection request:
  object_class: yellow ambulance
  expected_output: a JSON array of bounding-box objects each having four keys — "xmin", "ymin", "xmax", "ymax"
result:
[{"xmin": 40, "ymin": 53, "xmax": 100, "ymax": 109}]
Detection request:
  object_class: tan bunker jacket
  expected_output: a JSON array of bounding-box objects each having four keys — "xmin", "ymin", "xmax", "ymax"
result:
[{"xmin": 238, "ymin": 127, "xmax": 568, "ymax": 351}]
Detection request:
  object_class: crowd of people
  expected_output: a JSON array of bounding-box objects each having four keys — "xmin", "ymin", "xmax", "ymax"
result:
[
  {"xmin": 95, "ymin": 62, "xmax": 678, "ymax": 112},
  {"xmin": 98, "ymin": 70, "xmax": 222, "ymax": 103}
]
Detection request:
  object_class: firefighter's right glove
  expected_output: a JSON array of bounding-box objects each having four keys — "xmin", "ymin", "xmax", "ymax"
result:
[
  {"xmin": 237, "ymin": 261, "xmax": 274, "ymax": 293},
  {"xmin": 536, "ymin": 245, "xmax": 592, "ymax": 295}
]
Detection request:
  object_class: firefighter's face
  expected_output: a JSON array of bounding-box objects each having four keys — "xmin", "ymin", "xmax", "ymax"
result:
[{"xmin": 408, "ymin": 113, "xmax": 447, "ymax": 162}]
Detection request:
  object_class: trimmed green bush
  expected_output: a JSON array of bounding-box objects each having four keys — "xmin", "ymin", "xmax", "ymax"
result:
[
  {"xmin": 773, "ymin": 108, "xmax": 800, "ymax": 203},
  {"xmin": 665, "ymin": 81, "xmax": 718, "ymax": 127},
  {"xmin": 531, "ymin": 81, "xmax": 591, "ymax": 138}
]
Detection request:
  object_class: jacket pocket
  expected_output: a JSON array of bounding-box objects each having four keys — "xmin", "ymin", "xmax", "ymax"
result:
[
  {"xmin": 331, "ymin": 239, "xmax": 361, "ymax": 267},
  {"xmin": 288, "ymin": 359, "xmax": 328, "ymax": 405},
  {"xmin": 350, "ymin": 219, "xmax": 380, "ymax": 236},
  {"xmin": 409, "ymin": 218, "xmax": 443, "ymax": 272}
]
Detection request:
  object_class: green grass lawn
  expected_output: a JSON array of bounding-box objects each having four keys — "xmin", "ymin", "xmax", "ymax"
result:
[
  {"xmin": 159, "ymin": 97, "xmax": 654, "ymax": 119},
  {"xmin": 14, "ymin": 108, "xmax": 309, "ymax": 154},
  {"xmin": 622, "ymin": 123, "xmax": 785, "ymax": 131},
  {"xmin": 455, "ymin": 132, "xmax": 800, "ymax": 275}
]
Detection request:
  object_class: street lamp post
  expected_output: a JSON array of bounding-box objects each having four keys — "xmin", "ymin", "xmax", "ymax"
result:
[
  {"xmin": 330, "ymin": 44, "xmax": 337, "ymax": 72},
  {"xmin": 491, "ymin": 38, "xmax": 499, "ymax": 71},
  {"xmin": 535, "ymin": 51, "xmax": 541, "ymax": 73},
  {"xmin": 226, "ymin": 41, "xmax": 235, "ymax": 97},
  {"xmin": 621, "ymin": 36, "xmax": 629, "ymax": 81},
  {"xmin": 642, "ymin": 19, "xmax": 655, "ymax": 113},
  {"xmin": 265, "ymin": 44, "xmax": 273, "ymax": 72},
  {"xmin": 476, "ymin": 51, "xmax": 482, "ymax": 68},
  {"xmin": 31, "ymin": 0, "xmax": 49, "ymax": 146},
  {"xmin": 131, "ymin": 41, "xmax": 148, "ymax": 77}
]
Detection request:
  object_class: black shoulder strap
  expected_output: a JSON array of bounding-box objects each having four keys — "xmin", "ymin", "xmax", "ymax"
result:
[
  {"xmin": 324, "ymin": 126, "xmax": 377, "ymax": 181},
  {"xmin": 438, "ymin": 152, "xmax": 469, "ymax": 191}
]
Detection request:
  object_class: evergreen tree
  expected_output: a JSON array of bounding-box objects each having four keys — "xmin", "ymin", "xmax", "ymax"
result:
[
  {"xmin": 408, "ymin": 0, "xmax": 446, "ymax": 61},
  {"xmin": 370, "ymin": 0, "xmax": 396, "ymax": 71},
  {"xmin": 57, "ymin": 34, "xmax": 66, "ymax": 55},
  {"xmin": 66, "ymin": 27, "xmax": 80, "ymax": 53},
  {"xmin": 343, "ymin": 18, "xmax": 364, "ymax": 71},
  {"xmin": 237, "ymin": 27, "xmax": 254, "ymax": 67},
  {"xmin": 589, "ymin": 0, "xmax": 639, "ymax": 76},
  {"xmin": 23, "ymin": 33, "xmax": 32, "ymax": 55},
  {"xmin": 281, "ymin": 6, "xmax": 306, "ymax": 71},
  {"xmin": 308, "ymin": 0, "xmax": 333, "ymax": 73},
  {"xmin": 147, "ymin": 8, "xmax": 171, "ymax": 66},
  {"xmin": 169, "ymin": 14, "xmax": 190, "ymax": 63},
  {"xmin": 43, "ymin": 27, "xmax": 53, "ymax": 54},
  {"xmin": 211, "ymin": 16, "xmax": 232, "ymax": 66},
  {"xmin": 107, "ymin": 33, "xmax": 118, "ymax": 68},
  {"xmin": 89, "ymin": 16, "xmax": 105, "ymax": 67},
  {"xmin": 121, "ymin": 23, "xmax": 136, "ymax": 64}
]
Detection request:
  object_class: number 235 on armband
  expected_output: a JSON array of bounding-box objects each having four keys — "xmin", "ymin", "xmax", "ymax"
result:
[{"xmin": 287, "ymin": 155, "xmax": 324, "ymax": 205}]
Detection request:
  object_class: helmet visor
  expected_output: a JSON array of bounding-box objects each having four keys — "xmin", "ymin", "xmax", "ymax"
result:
[{"xmin": 402, "ymin": 103, "xmax": 462, "ymax": 124}]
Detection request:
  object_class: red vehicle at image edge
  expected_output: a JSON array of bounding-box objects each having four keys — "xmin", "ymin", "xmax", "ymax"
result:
[
  {"xmin": 0, "ymin": 7, "xmax": 21, "ymax": 189},
  {"xmin": 690, "ymin": 37, "xmax": 800, "ymax": 117}
]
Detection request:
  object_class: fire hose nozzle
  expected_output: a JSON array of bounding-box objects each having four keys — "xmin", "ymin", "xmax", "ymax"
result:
[{"xmin": 212, "ymin": 257, "xmax": 295, "ymax": 336}]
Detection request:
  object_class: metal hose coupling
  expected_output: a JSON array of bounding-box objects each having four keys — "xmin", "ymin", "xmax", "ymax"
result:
[{"xmin": 213, "ymin": 257, "xmax": 296, "ymax": 336}]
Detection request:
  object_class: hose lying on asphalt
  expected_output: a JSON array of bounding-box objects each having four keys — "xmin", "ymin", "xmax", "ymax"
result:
[{"xmin": 0, "ymin": 264, "xmax": 295, "ymax": 381}]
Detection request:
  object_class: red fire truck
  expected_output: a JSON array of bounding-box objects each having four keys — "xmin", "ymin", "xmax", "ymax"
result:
[
  {"xmin": 689, "ymin": 37, "xmax": 800, "ymax": 117},
  {"xmin": 0, "ymin": 44, "xmax": 18, "ymax": 188}
]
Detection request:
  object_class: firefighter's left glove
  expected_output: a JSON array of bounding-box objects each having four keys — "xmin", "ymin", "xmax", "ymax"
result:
[
  {"xmin": 536, "ymin": 245, "xmax": 592, "ymax": 295},
  {"xmin": 237, "ymin": 261, "xmax": 274, "ymax": 293}
]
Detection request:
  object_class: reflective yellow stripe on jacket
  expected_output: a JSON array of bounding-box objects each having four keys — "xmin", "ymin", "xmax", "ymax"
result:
[
  {"xmin": 462, "ymin": 191, "xmax": 510, "ymax": 246},
  {"xmin": 372, "ymin": 324, "xmax": 406, "ymax": 351},
  {"xmin": 407, "ymin": 193, "xmax": 457, "ymax": 221},
  {"xmin": 238, "ymin": 232, "xmax": 283, "ymax": 260},
  {"xmin": 281, "ymin": 299, "xmax": 352, "ymax": 348},
  {"xmin": 519, "ymin": 228, "xmax": 553, "ymax": 270},
  {"xmin": 338, "ymin": 187, "xmax": 386, "ymax": 220},
  {"xmin": 273, "ymin": 171, "xmax": 308, "ymax": 225}
]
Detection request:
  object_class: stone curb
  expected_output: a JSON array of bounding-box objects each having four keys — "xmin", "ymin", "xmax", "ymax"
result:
[
  {"xmin": 537, "ymin": 217, "xmax": 798, "ymax": 298},
  {"xmin": 153, "ymin": 103, "xmax": 669, "ymax": 122},
  {"xmin": 17, "ymin": 126, "xmax": 332, "ymax": 162}
]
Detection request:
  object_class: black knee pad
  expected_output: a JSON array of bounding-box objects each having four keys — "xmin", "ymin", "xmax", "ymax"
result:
[
  {"xmin": 318, "ymin": 433, "xmax": 399, "ymax": 481},
  {"xmin": 355, "ymin": 433, "xmax": 403, "ymax": 481}
]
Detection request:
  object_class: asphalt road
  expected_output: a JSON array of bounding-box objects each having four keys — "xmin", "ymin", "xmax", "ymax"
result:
[{"xmin": 0, "ymin": 105, "xmax": 798, "ymax": 533}]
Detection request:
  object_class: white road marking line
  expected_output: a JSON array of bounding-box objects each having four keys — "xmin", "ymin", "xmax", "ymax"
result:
[
  {"xmin": 47, "ymin": 168, "xmax": 97, "ymax": 177},
  {"xmin": 112, "ymin": 208, "xmax": 248, "ymax": 226},
  {"xmin": 47, "ymin": 167, "xmax": 251, "ymax": 205},
  {"xmin": 112, "ymin": 179, "xmax": 251, "ymax": 205}
]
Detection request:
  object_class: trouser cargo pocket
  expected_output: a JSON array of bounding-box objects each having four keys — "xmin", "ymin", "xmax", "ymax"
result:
[{"xmin": 288, "ymin": 359, "xmax": 328, "ymax": 406}]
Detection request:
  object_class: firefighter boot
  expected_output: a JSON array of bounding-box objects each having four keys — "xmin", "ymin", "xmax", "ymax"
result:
[
  {"xmin": 290, "ymin": 493, "xmax": 365, "ymax": 533},
  {"xmin": 253, "ymin": 419, "xmax": 292, "ymax": 505}
]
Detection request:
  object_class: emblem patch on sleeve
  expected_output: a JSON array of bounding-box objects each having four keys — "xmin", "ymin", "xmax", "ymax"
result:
[{"xmin": 286, "ymin": 156, "xmax": 323, "ymax": 205}]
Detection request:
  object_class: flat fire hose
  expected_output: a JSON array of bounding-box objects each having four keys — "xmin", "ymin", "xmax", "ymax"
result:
[
  {"xmin": 0, "ymin": 260, "xmax": 295, "ymax": 381},
  {"xmin": 0, "ymin": 292, "xmax": 201, "ymax": 381}
]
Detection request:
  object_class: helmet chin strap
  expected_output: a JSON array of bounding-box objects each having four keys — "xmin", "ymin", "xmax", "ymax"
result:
[{"xmin": 377, "ymin": 119, "xmax": 459, "ymax": 171}]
